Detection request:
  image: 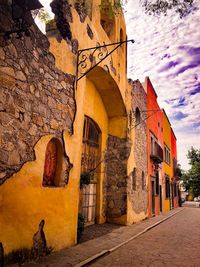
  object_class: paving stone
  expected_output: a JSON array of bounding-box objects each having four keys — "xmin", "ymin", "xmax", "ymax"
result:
[{"xmin": 19, "ymin": 209, "xmax": 184, "ymax": 267}]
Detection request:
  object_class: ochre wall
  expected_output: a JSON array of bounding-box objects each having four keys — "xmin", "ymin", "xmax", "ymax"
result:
[
  {"xmin": 83, "ymin": 78, "xmax": 108, "ymax": 223},
  {"xmin": 0, "ymin": 0, "xmax": 129, "ymax": 255},
  {"xmin": 0, "ymin": 135, "xmax": 79, "ymax": 254},
  {"xmin": 146, "ymin": 78, "xmax": 163, "ymax": 217},
  {"xmin": 163, "ymin": 110, "xmax": 172, "ymax": 212}
]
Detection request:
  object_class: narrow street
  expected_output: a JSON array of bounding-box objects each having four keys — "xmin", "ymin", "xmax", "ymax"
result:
[{"xmin": 90, "ymin": 208, "xmax": 200, "ymax": 267}]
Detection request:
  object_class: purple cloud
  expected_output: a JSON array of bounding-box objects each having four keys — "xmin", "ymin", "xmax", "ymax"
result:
[
  {"xmin": 179, "ymin": 45, "xmax": 200, "ymax": 56},
  {"xmin": 189, "ymin": 83, "xmax": 200, "ymax": 96},
  {"xmin": 171, "ymin": 111, "xmax": 188, "ymax": 120},
  {"xmin": 159, "ymin": 60, "xmax": 181, "ymax": 72},
  {"xmin": 174, "ymin": 62, "xmax": 200, "ymax": 76}
]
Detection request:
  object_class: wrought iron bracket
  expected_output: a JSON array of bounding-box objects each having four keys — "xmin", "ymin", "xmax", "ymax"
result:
[{"xmin": 76, "ymin": 39, "xmax": 134, "ymax": 82}]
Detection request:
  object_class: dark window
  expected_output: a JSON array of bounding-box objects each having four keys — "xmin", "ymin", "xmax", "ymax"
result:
[
  {"xmin": 165, "ymin": 176, "xmax": 170, "ymax": 198},
  {"xmin": 155, "ymin": 171, "xmax": 159, "ymax": 195},
  {"xmin": 142, "ymin": 171, "xmax": 145, "ymax": 190},
  {"xmin": 135, "ymin": 107, "xmax": 140, "ymax": 125},
  {"xmin": 132, "ymin": 168, "xmax": 136, "ymax": 190},
  {"xmin": 120, "ymin": 28, "xmax": 123, "ymax": 42},
  {"xmin": 151, "ymin": 136, "xmax": 154, "ymax": 155},
  {"xmin": 164, "ymin": 145, "xmax": 171, "ymax": 165},
  {"xmin": 174, "ymin": 184, "xmax": 177, "ymax": 197}
]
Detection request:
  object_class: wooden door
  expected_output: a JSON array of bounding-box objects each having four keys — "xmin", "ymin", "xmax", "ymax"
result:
[
  {"xmin": 43, "ymin": 139, "xmax": 57, "ymax": 186},
  {"xmin": 81, "ymin": 116, "xmax": 101, "ymax": 225}
]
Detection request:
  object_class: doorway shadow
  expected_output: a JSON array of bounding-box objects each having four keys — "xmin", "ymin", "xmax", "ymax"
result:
[{"xmin": 80, "ymin": 223, "xmax": 125, "ymax": 243}]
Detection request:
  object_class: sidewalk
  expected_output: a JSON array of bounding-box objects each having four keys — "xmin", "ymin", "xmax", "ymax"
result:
[{"xmin": 22, "ymin": 208, "xmax": 184, "ymax": 267}]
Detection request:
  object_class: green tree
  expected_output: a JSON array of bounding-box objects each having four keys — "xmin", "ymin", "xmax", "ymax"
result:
[
  {"xmin": 182, "ymin": 147, "xmax": 200, "ymax": 197},
  {"xmin": 142, "ymin": 0, "xmax": 195, "ymax": 17}
]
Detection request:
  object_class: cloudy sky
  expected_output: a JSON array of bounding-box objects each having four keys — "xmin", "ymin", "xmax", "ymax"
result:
[
  {"xmin": 124, "ymin": 0, "xmax": 200, "ymax": 170},
  {"xmin": 38, "ymin": 0, "xmax": 200, "ymax": 170}
]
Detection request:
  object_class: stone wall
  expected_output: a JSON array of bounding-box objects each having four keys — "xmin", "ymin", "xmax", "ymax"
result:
[
  {"xmin": 105, "ymin": 135, "xmax": 131, "ymax": 219},
  {"xmin": 0, "ymin": 5, "xmax": 76, "ymax": 185},
  {"xmin": 128, "ymin": 79, "xmax": 148, "ymax": 214}
]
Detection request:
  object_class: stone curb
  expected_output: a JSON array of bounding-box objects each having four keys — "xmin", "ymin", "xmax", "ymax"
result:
[{"xmin": 74, "ymin": 208, "xmax": 184, "ymax": 267}]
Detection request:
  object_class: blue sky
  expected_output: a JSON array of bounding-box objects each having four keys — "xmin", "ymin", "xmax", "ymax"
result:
[{"xmin": 38, "ymin": 0, "xmax": 200, "ymax": 170}]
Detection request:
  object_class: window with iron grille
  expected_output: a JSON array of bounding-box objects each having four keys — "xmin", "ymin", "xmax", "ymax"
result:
[{"xmin": 165, "ymin": 175, "xmax": 170, "ymax": 198}]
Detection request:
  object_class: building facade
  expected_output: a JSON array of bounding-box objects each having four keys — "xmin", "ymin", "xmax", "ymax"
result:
[
  {"xmin": 171, "ymin": 128, "xmax": 180, "ymax": 208},
  {"xmin": 0, "ymin": 0, "xmax": 179, "ymax": 261},
  {"xmin": 0, "ymin": 0, "xmax": 147, "ymax": 258},
  {"xmin": 144, "ymin": 77, "xmax": 164, "ymax": 217},
  {"xmin": 163, "ymin": 109, "xmax": 173, "ymax": 212}
]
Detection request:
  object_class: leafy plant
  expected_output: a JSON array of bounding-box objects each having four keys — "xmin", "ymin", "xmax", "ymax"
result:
[
  {"xmin": 77, "ymin": 213, "xmax": 85, "ymax": 243},
  {"xmin": 142, "ymin": 0, "xmax": 195, "ymax": 18},
  {"xmin": 181, "ymin": 147, "xmax": 200, "ymax": 197},
  {"xmin": 37, "ymin": 8, "xmax": 51, "ymax": 23},
  {"xmin": 99, "ymin": 0, "xmax": 127, "ymax": 18}
]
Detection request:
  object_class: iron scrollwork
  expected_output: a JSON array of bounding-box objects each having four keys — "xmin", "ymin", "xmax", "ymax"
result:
[
  {"xmin": 76, "ymin": 39, "xmax": 134, "ymax": 82},
  {"xmin": 77, "ymin": 44, "xmax": 108, "ymax": 77}
]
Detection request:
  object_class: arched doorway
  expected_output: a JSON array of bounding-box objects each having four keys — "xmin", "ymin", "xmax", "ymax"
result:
[
  {"xmin": 81, "ymin": 116, "xmax": 101, "ymax": 225},
  {"xmin": 80, "ymin": 66, "xmax": 128, "ymax": 225}
]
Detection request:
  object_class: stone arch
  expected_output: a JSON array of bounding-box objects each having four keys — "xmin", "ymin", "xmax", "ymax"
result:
[
  {"xmin": 85, "ymin": 67, "xmax": 130, "ymax": 224},
  {"xmin": 42, "ymin": 138, "xmax": 65, "ymax": 187},
  {"xmin": 87, "ymin": 66, "xmax": 127, "ymax": 137}
]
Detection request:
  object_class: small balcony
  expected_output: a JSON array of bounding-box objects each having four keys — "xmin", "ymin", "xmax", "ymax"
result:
[{"xmin": 150, "ymin": 143, "xmax": 163, "ymax": 163}]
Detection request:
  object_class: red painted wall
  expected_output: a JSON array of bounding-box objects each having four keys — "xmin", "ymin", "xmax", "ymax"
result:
[
  {"xmin": 146, "ymin": 77, "xmax": 164, "ymax": 217},
  {"xmin": 171, "ymin": 129, "xmax": 179, "ymax": 208},
  {"xmin": 171, "ymin": 129, "xmax": 177, "ymax": 160}
]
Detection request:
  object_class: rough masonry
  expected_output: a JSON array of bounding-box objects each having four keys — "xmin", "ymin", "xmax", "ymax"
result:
[
  {"xmin": 128, "ymin": 79, "xmax": 148, "ymax": 214},
  {"xmin": 105, "ymin": 135, "xmax": 131, "ymax": 219},
  {"xmin": 0, "ymin": 5, "xmax": 76, "ymax": 184}
]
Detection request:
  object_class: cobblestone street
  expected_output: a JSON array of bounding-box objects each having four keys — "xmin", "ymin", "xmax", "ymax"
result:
[{"xmin": 90, "ymin": 208, "xmax": 200, "ymax": 267}]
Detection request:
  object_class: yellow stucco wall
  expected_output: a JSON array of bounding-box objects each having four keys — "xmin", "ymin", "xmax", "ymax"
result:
[
  {"xmin": 83, "ymin": 78, "xmax": 108, "ymax": 223},
  {"xmin": 163, "ymin": 110, "xmax": 172, "ymax": 212},
  {"xmin": 0, "ymin": 135, "xmax": 79, "ymax": 254},
  {"xmin": 0, "ymin": 0, "xmax": 134, "ymax": 256}
]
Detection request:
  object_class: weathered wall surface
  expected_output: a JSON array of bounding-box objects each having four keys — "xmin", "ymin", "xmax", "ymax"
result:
[
  {"xmin": 105, "ymin": 135, "xmax": 131, "ymax": 224},
  {"xmin": 127, "ymin": 80, "xmax": 148, "ymax": 223},
  {"xmin": 0, "ymin": 6, "xmax": 75, "ymax": 185},
  {"xmin": 0, "ymin": 4, "xmax": 78, "ymax": 257}
]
